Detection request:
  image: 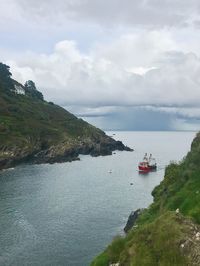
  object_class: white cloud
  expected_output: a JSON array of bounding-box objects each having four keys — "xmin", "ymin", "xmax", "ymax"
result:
[
  {"xmin": 6, "ymin": 35, "xmax": 200, "ymax": 109},
  {"xmin": 93, "ymin": 31, "xmax": 177, "ymax": 68},
  {"xmin": 127, "ymin": 67, "xmax": 157, "ymax": 75}
]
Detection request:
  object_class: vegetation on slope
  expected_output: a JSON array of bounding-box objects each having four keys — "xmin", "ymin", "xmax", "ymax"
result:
[
  {"xmin": 91, "ymin": 132, "xmax": 200, "ymax": 266},
  {"xmin": 0, "ymin": 84, "xmax": 103, "ymax": 148}
]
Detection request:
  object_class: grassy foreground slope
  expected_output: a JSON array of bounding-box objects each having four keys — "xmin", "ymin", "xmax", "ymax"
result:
[
  {"xmin": 0, "ymin": 63, "xmax": 131, "ymax": 169},
  {"xmin": 91, "ymin": 132, "xmax": 200, "ymax": 266}
]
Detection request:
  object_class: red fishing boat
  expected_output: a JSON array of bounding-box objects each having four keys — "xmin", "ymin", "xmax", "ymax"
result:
[{"xmin": 138, "ymin": 153, "xmax": 157, "ymax": 172}]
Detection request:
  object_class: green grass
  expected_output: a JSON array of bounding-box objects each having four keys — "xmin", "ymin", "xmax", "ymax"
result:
[
  {"xmin": 91, "ymin": 237, "xmax": 125, "ymax": 266},
  {"xmin": 0, "ymin": 89, "xmax": 105, "ymax": 156},
  {"xmin": 92, "ymin": 212, "xmax": 190, "ymax": 266}
]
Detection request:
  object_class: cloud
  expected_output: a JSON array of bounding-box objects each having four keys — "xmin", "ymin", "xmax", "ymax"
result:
[
  {"xmin": 2, "ymin": 0, "xmax": 200, "ymax": 130},
  {"xmin": 7, "ymin": 36, "xmax": 200, "ymax": 108},
  {"xmin": 143, "ymin": 106, "xmax": 200, "ymax": 118},
  {"xmin": 13, "ymin": 0, "xmax": 200, "ymax": 29},
  {"xmin": 4, "ymin": 35, "xmax": 200, "ymax": 131},
  {"xmin": 80, "ymin": 106, "xmax": 200, "ymax": 131}
]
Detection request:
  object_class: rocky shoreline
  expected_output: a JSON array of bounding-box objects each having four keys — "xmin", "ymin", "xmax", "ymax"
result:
[{"xmin": 0, "ymin": 137, "xmax": 133, "ymax": 171}]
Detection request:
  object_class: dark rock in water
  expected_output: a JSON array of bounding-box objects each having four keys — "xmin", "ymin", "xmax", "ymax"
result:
[
  {"xmin": 115, "ymin": 141, "xmax": 133, "ymax": 151},
  {"xmin": 124, "ymin": 209, "xmax": 145, "ymax": 233}
]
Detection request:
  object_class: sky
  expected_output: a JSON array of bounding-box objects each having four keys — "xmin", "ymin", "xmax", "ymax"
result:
[{"xmin": 1, "ymin": 0, "xmax": 200, "ymax": 131}]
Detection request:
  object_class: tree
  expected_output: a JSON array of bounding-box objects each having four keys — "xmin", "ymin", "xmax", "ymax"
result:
[
  {"xmin": 0, "ymin": 63, "xmax": 14, "ymax": 92},
  {"xmin": 24, "ymin": 80, "xmax": 37, "ymax": 90},
  {"xmin": 24, "ymin": 80, "xmax": 44, "ymax": 101}
]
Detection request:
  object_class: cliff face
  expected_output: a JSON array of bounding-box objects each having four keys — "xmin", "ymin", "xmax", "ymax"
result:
[
  {"xmin": 91, "ymin": 132, "xmax": 200, "ymax": 266},
  {"xmin": 0, "ymin": 63, "xmax": 132, "ymax": 170}
]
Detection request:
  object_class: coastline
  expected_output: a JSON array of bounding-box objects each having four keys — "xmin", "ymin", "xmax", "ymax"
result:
[{"xmin": 0, "ymin": 138, "xmax": 133, "ymax": 171}]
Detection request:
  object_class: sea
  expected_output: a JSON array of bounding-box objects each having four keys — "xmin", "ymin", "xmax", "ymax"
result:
[{"xmin": 0, "ymin": 131, "xmax": 197, "ymax": 266}]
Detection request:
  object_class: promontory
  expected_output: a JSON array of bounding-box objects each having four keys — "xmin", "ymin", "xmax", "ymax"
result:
[{"xmin": 0, "ymin": 62, "xmax": 132, "ymax": 170}]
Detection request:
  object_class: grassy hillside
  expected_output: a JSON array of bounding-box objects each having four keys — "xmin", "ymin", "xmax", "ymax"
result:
[
  {"xmin": 0, "ymin": 88, "xmax": 104, "ymax": 149},
  {"xmin": 0, "ymin": 63, "xmax": 131, "ymax": 169},
  {"xmin": 91, "ymin": 132, "xmax": 200, "ymax": 266}
]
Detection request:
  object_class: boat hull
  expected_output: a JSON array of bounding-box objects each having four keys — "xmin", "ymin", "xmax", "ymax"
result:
[{"xmin": 138, "ymin": 165, "xmax": 157, "ymax": 172}]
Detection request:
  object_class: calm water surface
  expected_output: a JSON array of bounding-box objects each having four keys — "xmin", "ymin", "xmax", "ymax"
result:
[{"xmin": 0, "ymin": 131, "xmax": 196, "ymax": 266}]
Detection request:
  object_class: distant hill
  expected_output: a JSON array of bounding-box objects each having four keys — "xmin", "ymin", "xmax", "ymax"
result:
[{"xmin": 0, "ymin": 62, "xmax": 132, "ymax": 170}]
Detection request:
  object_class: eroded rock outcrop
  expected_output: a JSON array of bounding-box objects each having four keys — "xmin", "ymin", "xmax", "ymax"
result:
[{"xmin": 124, "ymin": 209, "xmax": 144, "ymax": 233}]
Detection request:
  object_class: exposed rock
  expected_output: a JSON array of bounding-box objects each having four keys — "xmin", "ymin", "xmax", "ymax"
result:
[
  {"xmin": 0, "ymin": 136, "xmax": 133, "ymax": 171},
  {"xmin": 178, "ymin": 216, "xmax": 200, "ymax": 265},
  {"xmin": 124, "ymin": 209, "xmax": 144, "ymax": 233}
]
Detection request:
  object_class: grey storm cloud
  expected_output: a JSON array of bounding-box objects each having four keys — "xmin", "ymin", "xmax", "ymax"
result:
[
  {"xmin": 11, "ymin": 0, "xmax": 200, "ymax": 28},
  {"xmin": 81, "ymin": 106, "xmax": 200, "ymax": 131}
]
